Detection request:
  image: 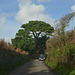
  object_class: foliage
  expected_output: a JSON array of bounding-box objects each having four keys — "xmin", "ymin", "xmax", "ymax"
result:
[
  {"xmin": 46, "ymin": 30, "xmax": 75, "ymax": 74},
  {"xmin": 36, "ymin": 35, "xmax": 49, "ymax": 54},
  {"xmin": 46, "ymin": 12, "xmax": 75, "ymax": 75},
  {"xmin": 12, "ymin": 20, "xmax": 54, "ymax": 54},
  {"xmin": 21, "ymin": 20, "xmax": 54, "ymax": 36},
  {"xmin": 12, "ymin": 30, "xmax": 35, "ymax": 54},
  {"xmin": 21, "ymin": 20, "xmax": 54, "ymax": 52},
  {"xmin": 55, "ymin": 64, "xmax": 74, "ymax": 75},
  {"xmin": 0, "ymin": 40, "xmax": 30, "ymax": 75},
  {"xmin": 64, "ymin": 43, "xmax": 75, "ymax": 56},
  {"xmin": 46, "ymin": 47, "xmax": 75, "ymax": 75}
]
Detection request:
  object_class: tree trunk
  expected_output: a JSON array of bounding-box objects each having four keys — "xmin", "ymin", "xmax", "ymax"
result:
[
  {"xmin": 35, "ymin": 37, "xmax": 38, "ymax": 54},
  {"xmin": 33, "ymin": 32, "xmax": 41, "ymax": 54}
]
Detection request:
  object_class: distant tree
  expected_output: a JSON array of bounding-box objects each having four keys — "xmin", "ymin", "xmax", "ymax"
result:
[{"xmin": 21, "ymin": 20, "xmax": 54, "ymax": 53}]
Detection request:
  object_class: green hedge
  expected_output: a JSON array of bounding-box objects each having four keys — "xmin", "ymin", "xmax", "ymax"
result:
[{"xmin": 0, "ymin": 49, "xmax": 30, "ymax": 75}]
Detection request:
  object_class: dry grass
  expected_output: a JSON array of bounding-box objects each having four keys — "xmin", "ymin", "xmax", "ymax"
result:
[
  {"xmin": 15, "ymin": 48, "xmax": 21, "ymax": 53},
  {"xmin": 20, "ymin": 51, "xmax": 27, "ymax": 55},
  {"xmin": 0, "ymin": 40, "xmax": 7, "ymax": 49},
  {"xmin": 7, "ymin": 44, "xmax": 15, "ymax": 51}
]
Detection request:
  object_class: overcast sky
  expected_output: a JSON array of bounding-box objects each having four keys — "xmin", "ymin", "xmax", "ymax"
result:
[{"xmin": 0, "ymin": 0, "xmax": 75, "ymax": 43}]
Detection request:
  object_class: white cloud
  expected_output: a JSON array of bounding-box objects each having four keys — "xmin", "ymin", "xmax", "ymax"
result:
[
  {"xmin": 16, "ymin": 0, "xmax": 55, "ymax": 26},
  {"xmin": 71, "ymin": 5, "xmax": 75, "ymax": 12},
  {"xmin": 0, "ymin": 13, "xmax": 14, "ymax": 28},
  {"xmin": 37, "ymin": 0, "xmax": 51, "ymax": 3},
  {"xmin": 0, "ymin": 17, "xmax": 6, "ymax": 27}
]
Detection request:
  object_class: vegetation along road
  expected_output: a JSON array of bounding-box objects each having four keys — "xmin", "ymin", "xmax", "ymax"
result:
[{"xmin": 8, "ymin": 59, "xmax": 55, "ymax": 75}]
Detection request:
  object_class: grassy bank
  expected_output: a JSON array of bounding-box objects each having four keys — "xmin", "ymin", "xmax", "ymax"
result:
[
  {"xmin": 46, "ymin": 61, "xmax": 75, "ymax": 75},
  {"xmin": 46, "ymin": 29, "xmax": 75, "ymax": 75},
  {"xmin": 45, "ymin": 43, "xmax": 75, "ymax": 75},
  {"xmin": 0, "ymin": 40, "xmax": 30, "ymax": 75}
]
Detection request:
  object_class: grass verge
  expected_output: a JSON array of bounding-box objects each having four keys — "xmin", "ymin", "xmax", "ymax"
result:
[{"xmin": 45, "ymin": 61, "xmax": 75, "ymax": 75}]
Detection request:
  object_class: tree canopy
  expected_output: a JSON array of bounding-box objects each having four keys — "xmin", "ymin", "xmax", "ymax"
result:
[
  {"xmin": 21, "ymin": 20, "xmax": 54, "ymax": 37},
  {"xmin": 12, "ymin": 20, "xmax": 54, "ymax": 54}
]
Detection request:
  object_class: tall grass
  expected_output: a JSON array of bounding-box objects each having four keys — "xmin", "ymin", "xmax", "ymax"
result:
[
  {"xmin": 46, "ymin": 30, "xmax": 75, "ymax": 75},
  {"xmin": 0, "ymin": 40, "xmax": 30, "ymax": 75}
]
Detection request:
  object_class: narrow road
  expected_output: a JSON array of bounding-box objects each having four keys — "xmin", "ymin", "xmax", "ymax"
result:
[{"xmin": 8, "ymin": 59, "xmax": 55, "ymax": 75}]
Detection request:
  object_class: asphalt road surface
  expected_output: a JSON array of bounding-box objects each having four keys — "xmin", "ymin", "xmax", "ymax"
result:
[{"xmin": 8, "ymin": 59, "xmax": 55, "ymax": 75}]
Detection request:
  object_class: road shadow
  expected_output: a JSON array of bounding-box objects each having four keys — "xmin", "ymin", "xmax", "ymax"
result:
[
  {"xmin": 26, "ymin": 70, "xmax": 54, "ymax": 75},
  {"xmin": 8, "ymin": 60, "xmax": 56, "ymax": 75}
]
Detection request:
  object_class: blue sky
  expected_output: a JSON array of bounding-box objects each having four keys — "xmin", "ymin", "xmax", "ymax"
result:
[{"xmin": 0, "ymin": 0, "xmax": 75, "ymax": 43}]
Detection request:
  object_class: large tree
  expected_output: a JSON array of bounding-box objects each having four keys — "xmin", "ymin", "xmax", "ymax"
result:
[
  {"xmin": 21, "ymin": 20, "xmax": 54, "ymax": 52},
  {"xmin": 12, "ymin": 20, "xmax": 54, "ymax": 54},
  {"xmin": 12, "ymin": 29, "xmax": 35, "ymax": 53},
  {"xmin": 37, "ymin": 35, "xmax": 49, "ymax": 54}
]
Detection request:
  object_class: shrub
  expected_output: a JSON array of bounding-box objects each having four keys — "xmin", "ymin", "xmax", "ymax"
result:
[
  {"xmin": 64, "ymin": 43, "xmax": 75, "ymax": 67},
  {"xmin": 7, "ymin": 43, "xmax": 15, "ymax": 50},
  {"xmin": 15, "ymin": 48, "xmax": 21, "ymax": 53},
  {"xmin": 0, "ymin": 40, "xmax": 30, "ymax": 75},
  {"xmin": 0, "ymin": 40, "xmax": 7, "ymax": 49}
]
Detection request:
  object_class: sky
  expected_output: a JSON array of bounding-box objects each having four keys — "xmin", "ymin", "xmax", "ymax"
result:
[{"xmin": 0, "ymin": 0, "xmax": 75, "ymax": 43}]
